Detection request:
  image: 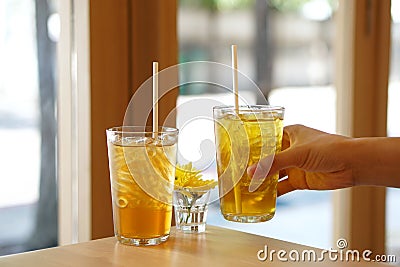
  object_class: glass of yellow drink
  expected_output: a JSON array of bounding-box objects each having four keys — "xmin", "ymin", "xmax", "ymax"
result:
[
  {"xmin": 213, "ymin": 105, "xmax": 284, "ymax": 223},
  {"xmin": 106, "ymin": 126, "xmax": 178, "ymax": 245}
]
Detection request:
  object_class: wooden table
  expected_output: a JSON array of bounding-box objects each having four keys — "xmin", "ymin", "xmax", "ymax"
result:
[{"xmin": 0, "ymin": 226, "xmax": 388, "ymax": 266}]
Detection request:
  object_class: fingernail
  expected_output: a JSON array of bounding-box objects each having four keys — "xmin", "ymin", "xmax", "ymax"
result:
[{"xmin": 247, "ymin": 165, "xmax": 256, "ymax": 176}]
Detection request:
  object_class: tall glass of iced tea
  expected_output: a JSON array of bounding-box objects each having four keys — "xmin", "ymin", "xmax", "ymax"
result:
[
  {"xmin": 106, "ymin": 126, "xmax": 178, "ymax": 246},
  {"xmin": 213, "ymin": 105, "xmax": 284, "ymax": 223}
]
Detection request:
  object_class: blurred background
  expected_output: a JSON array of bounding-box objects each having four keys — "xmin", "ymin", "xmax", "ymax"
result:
[
  {"xmin": 0, "ymin": 0, "xmax": 58, "ymax": 255},
  {"xmin": 0, "ymin": 0, "xmax": 399, "ymax": 259},
  {"xmin": 176, "ymin": 0, "xmax": 400, "ymax": 253}
]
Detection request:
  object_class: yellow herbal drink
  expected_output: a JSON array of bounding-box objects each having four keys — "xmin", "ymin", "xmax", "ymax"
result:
[
  {"xmin": 213, "ymin": 106, "xmax": 284, "ymax": 223},
  {"xmin": 106, "ymin": 126, "xmax": 178, "ymax": 246}
]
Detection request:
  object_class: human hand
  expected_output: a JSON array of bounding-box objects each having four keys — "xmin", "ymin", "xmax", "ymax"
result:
[{"xmin": 247, "ymin": 125, "xmax": 355, "ymax": 196}]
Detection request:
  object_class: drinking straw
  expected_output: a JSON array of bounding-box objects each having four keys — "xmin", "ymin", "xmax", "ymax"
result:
[
  {"xmin": 152, "ymin": 61, "xmax": 159, "ymax": 137},
  {"xmin": 231, "ymin": 45, "xmax": 242, "ymax": 214},
  {"xmin": 231, "ymin": 45, "xmax": 239, "ymax": 112}
]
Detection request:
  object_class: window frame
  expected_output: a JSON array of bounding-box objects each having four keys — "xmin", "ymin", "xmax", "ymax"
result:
[{"xmin": 58, "ymin": 0, "xmax": 91, "ymax": 244}]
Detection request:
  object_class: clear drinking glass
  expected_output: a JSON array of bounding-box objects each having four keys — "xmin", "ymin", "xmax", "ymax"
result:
[
  {"xmin": 106, "ymin": 126, "xmax": 178, "ymax": 245},
  {"xmin": 173, "ymin": 188, "xmax": 211, "ymax": 233},
  {"xmin": 213, "ymin": 105, "xmax": 284, "ymax": 223}
]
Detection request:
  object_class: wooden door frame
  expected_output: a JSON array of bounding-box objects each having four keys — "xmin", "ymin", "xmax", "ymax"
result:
[
  {"xmin": 335, "ymin": 0, "xmax": 391, "ymax": 254},
  {"xmin": 58, "ymin": 0, "xmax": 177, "ymax": 243},
  {"xmin": 89, "ymin": 0, "xmax": 178, "ymax": 239}
]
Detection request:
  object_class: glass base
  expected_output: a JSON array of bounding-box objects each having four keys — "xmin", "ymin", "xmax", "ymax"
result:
[
  {"xmin": 222, "ymin": 213, "xmax": 275, "ymax": 223},
  {"xmin": 177, "ymin": 223, "xmax": 206, "ymax": 233},
  {"xmin": 116, "ymin": 234, "xmax": 169, "ymax": 246},
  {"xmin": 175, "ymin": 205, "xmax": 208, "ymax": 233}
]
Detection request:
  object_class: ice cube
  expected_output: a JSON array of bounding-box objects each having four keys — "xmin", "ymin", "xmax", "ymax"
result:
[
  {"xmin": 159, "ymin": 134, "xmax": 177, "ymax": 146},
  {"xmin": 124, "ymin": 136, "xmax": 150, "ymax": 146}
]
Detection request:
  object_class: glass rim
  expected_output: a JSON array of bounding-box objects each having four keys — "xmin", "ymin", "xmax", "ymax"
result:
[
  {"xmin": 213, "ymin": 105, "xmax": 284, "ymax": 112},
  {"xmin": 106, "ymin": 126, "xmax": 179, "ymax": 134}
]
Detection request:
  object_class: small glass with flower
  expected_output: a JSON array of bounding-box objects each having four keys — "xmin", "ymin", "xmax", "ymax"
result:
[{"xmin": 173, "ymin": 163, "xmax": 217, "ymax": 233}]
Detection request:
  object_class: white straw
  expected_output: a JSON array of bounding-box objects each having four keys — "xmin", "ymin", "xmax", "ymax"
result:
[
  {"xmin": 152, "ymin": 62, "xmax": 159, "ymax": 136},
  {"xmin": 231, "ymin": 45, "xmax": 239, "ymax": 112},
  {"xmin": 231, "ymin": 45, "xmax": 242, "ymax": 214}
]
